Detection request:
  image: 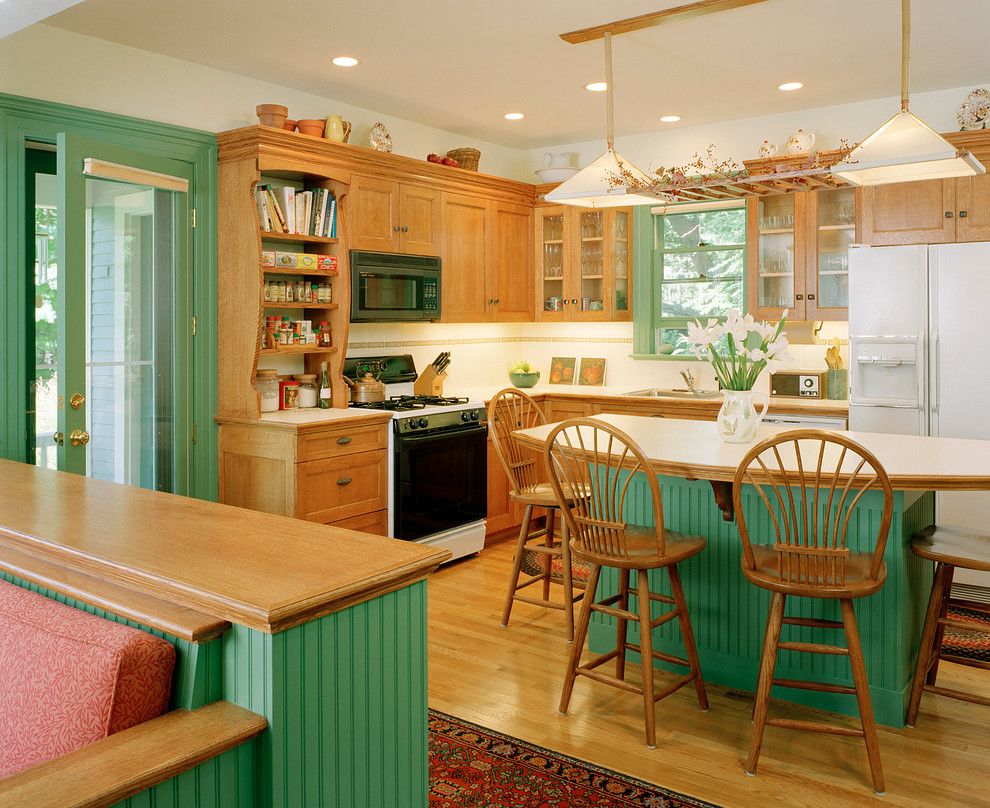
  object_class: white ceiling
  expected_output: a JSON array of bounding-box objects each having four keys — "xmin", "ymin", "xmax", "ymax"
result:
[{"xmin": 47, "ymin": 0, "xmax": 990, "ymax": 150}]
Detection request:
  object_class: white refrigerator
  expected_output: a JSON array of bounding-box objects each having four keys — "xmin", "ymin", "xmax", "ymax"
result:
[{"xmin": 849, "ymin": 242, "xmax": 990, "ymax": 590}]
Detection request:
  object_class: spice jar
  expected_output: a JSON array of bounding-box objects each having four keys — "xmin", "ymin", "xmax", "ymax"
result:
[
  {"xmin": 317, "ymin": 321, "xmax": 332, "ymax": 347},
  {"xmin": 295, "ymin": 374, "xmax": 318, "ymax": 408},
  {"xmin": 254, "ymin": 368, "xmax": 280, "ymax": 413}
]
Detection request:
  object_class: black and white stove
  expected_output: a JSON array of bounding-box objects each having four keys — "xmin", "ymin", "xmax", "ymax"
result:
[{"xmin": 344, "ymin": 355, "xmax": 487, "ymax": 562}]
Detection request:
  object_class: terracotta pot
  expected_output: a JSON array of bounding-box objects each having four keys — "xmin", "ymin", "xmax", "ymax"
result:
[
  {"xmin": 296, "ymin": 119, "xmax": 326, "ymax": 137},
  {"xmin": 256, "ymin": 104, "xmax": 288, "ymax": 129},
  {"xmin": 283, "ymin": 119, "xmax": 298, "ymax": 132}
]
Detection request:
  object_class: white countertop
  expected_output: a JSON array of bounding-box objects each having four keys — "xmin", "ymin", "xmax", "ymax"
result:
[{"xmin": 514, "ymin": 413, "xmax": 990, "ymax": 491}]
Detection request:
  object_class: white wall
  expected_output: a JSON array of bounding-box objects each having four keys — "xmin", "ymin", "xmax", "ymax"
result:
[
  {"xmin": 0, "ymin": 24, "xmax": 531, "ymax": 180},
  {"xmin": 524, "ymin": 84, "xmax": 990, "ymax": 177}
]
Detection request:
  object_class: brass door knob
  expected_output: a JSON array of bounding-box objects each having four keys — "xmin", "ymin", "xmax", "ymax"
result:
[
  {"xmin": 69, "ymin": 393, "xmax": 86, "ymax": 410},
  {"xmin": 69, "ymin": 429, "xmax": 90, "ymax": 447},
  {"xmin": 53, "ymin": 431, "xmax": 64, "ymax": 446}
]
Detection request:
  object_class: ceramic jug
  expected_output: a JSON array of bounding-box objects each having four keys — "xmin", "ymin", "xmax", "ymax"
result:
[
  {"xmin": 325, "ymin": 115, "xmax": 346, "ymax": 143},
  {"xmin": 784, "ymin": 129, "xmax": 816, "ymax": 155},
  {"xmin": 544, "ymin": 152, "xmax": 572, "ymax": 169},
  {"xmin": 759, "ymin": 139, "xmax": 778, "ymax": 158}
]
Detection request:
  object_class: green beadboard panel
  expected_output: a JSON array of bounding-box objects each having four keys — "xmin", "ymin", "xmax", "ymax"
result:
[
  {"xmin": 586, "ymin": 471, "xmax": 936, "ymax": 727},
  {"xmin": 0, "ymin": 571, "xmax": 223, "ymax": 710},
  {"xmin": 112, "ymin": 740, "xmax": 257, "ymax": 808},
  {"xmin": 222, "ymin": 582, "xmax": 429, "ymax": 808}
]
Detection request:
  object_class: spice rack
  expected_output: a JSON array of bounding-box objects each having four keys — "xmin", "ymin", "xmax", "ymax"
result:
[{"xmin": 217, "ymin": 127, "xmax": 353, "ymax": 418}]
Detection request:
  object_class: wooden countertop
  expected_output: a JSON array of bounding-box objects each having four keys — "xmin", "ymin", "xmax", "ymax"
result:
[
  {"xmin": 0, "ymin": 460, "xmax": 449, "ymax": 634},
  {"xmin": 514, "ymin": 413, "xmax": 990, "ymax": 491},
  {"xmin": 216, "ymin": 407, "xmax": 393, "ymax": 432},
  {"xmin": 455, "ymin": 385, "xmax": 848, "ymax": 418}
]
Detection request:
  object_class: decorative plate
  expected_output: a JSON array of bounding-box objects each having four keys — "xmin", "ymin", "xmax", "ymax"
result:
[
  {"xmin": 369, "ymin": 122, "xmax": 393, "ymax": 152},
  {"xmin": 957, "ymin": 88, "xmax": 990, "ymax": 131}
]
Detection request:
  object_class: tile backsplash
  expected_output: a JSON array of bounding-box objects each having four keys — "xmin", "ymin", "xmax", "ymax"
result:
[{"xmin": 339, "ymin": 320, "xmax": 849, "ymax": 394}]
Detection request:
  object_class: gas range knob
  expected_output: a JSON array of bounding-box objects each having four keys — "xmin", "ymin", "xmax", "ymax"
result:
[
  {"xmin": 418, "ymin": 417, "xmax": 429, "ymax": 429},
  {"xmin": 461, "ymin": 411, "xmax": 470, "ymax": 421},
  {"xmin": 408, "ymin": 420, "xmax": 418, "ymax": 429},
  {"xmin": 470, "ymin": 411, "xmax": 479, "ymax": 421}
]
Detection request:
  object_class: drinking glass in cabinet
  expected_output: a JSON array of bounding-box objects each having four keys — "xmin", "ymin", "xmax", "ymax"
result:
[{"xmin": 581, "ymin": 211, "xmax": 603, "ymax": 238}]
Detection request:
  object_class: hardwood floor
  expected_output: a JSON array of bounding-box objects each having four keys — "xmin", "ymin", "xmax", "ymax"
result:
[{"xmin": 428, "ymin": 542, "xmax": 990, "ymax": 807}]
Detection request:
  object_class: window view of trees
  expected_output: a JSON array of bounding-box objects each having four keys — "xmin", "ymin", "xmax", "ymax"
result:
[{"xmin": 655, "ymin": 208, "xmax": 746, "ymax": 356}]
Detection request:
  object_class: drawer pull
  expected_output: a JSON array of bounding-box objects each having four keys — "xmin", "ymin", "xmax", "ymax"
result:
[
  {"xmin": 336, "ymin": 436, "xmax": 352, "ymax": 445},
  {"xmin": 337, "ymin": 476, "xmax": 352, "ymax": 486}
]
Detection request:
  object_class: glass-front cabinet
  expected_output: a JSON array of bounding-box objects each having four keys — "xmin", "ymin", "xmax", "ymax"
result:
[
  {"xmin": 748, "ymin": 194, "xmax": 803, "ymax": 319},
  {"xmin": 747, "ymin": 190, "xmax": 852, "ymax": 322},
  {"xmin": 535, "ymin": 205, "xmax": 632, "ymax": 322},
  {"xmin": 807, "ymin": 187, "xmax": 855, "ymax": 318}
]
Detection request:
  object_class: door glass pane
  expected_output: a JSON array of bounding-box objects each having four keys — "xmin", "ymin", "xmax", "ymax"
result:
[
  {"xmin": 612, "ymin": 211, "xmax": 629, "ymax": 314},
  {"xmin": 84, "ymin": 177, "xmax": 176, "ymax": 491},
  {"xmin": 33, "ymin": 172, "xmax": 59, "ymax": 470},
  {"xmin": 757, "ymin": 195, "xmax": 795, "ymax": 309},
  {"xmin": 815, "ymin": 187, "xmax": 854, "ymax": 309},
  {"xmin": 579, "ymin": 211, "xmax": 604, "ymax": 311},
  {"xmin": 540, "ymin": 212, "xmax": 564, "ymax": 313}
]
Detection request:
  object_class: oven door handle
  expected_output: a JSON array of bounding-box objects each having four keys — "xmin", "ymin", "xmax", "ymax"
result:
[{"xmin": 396, "ymin": 425, "xmax": 487, "ymax": 445}]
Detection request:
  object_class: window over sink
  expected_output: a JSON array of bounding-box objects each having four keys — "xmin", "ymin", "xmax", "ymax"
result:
[{"xmin": 634, "ymin": 204, "xmax": 746, "ymax": 358}]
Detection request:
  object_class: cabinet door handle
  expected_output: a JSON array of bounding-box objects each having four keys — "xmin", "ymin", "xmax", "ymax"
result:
[
  {"xmin": 337, "ymin": 476, "xmax": 352, "ymax": 486},
  {"xmin": 401, "ymin": 225, "xmax": 409, "ymax": 232},
  {"xmin": 796, "ymin": 294, "xmax": 804, "ymax": 301},
  {"xmin": 945, "ymin": 211, "xmax": 954, "ymax": 219},
  {"xmin": 959, "ymin": 210, "xmax": 969, "ymax": 218},
  {"xmin": 571, "ymin": 298, "xmax": 577, "ymax": 304},
  {"xmin": 807, "ymin": 293, "xmax": 816, "ymax": 300},
  {"xmin": 336, "ymin": 436, "xmax": 352, "ymax": 445},
  {"xmin": 493, "ymin": 298, "xmax": 500, "ymax": 305},
  {"xmin": 393, "ymin": 225, "xmax": 401, "ymax": 232}
]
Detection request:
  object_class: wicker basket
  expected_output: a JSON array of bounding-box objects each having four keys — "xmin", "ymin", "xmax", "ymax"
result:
[{"xmin": 446, "ymin": 147, "xmax": 480, "ymax": 171}]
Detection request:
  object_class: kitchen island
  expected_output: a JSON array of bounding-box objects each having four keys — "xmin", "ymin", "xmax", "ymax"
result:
[
  {"xmin": 514, "ymin": 414, "xmax": 990, "ymax": 726},
  {"xmin": 0, "ymin": 459, "xmax": 448, "ymax": 807}
]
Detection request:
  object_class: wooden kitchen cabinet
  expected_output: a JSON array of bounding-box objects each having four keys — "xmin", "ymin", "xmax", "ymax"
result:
[
  {"xmin": 218, "ymin": 416, "xmax": 390, "ymax": 529},
  {"xmin": 543, "ymin": 396, "xmax": 598, "ymax": 422},
  {"xmin": 486, "ymin": 434, "xmax": 525, "ymax": 537},
  {"xmin": 535, "ymin": 205, "xmax": 632, "ymax": 322},
  {"xmin": 859, "ymin": 174, "xmax": 990, "ymax": 245},
  {"xmin": 441, "ymin": 192, "xmax": 534, "ymax": 322},
  {"xmin": 748, "ymin": 189, "xmax": 854, "ymax": 322},
  {"xmin": 348, "ymin": 175, "xmax": 440, "ymax": 255}
]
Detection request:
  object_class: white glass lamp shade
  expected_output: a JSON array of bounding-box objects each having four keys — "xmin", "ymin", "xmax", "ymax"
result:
[
  {"xmin": 544, "ymin": 148, "xmax": 661, "ymax": 207},
  {"xmin": 832, "ymin": 110, "xmax": 985, "ymax": 186}
]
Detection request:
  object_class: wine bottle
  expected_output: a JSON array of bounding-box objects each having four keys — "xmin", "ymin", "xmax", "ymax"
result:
[{"xmin": 318, "ymin": 361, "xmax": 332, "ymax": 409}]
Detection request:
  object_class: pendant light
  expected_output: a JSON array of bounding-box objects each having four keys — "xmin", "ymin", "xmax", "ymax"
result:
[
  {"xmin": 831, "ymin": 0, "xmax": 985, "ymax": 186},
  {"xmin": 545, "ymin": 32, "xmax": 660, "ymax": 208}
]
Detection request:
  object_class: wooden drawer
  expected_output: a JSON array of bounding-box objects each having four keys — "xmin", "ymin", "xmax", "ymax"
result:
[
  {"xmin": 328, "ymin": 508, "xmax": 388, "ymax": 536},
  {"xmin": 296, "ymin": 422, "xmax": 388, "ymax": 463},
  {"xmin": 296, "ymin": 449, "xmax": 388, "ymax": 523}
]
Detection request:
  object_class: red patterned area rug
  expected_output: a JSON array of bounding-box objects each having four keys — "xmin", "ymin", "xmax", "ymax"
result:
[
  {"xmin": 428, "ymin": 710, "xmax": 720, "ymax": 807},
  {"xmin": 944, "ymin": 604, "xmax": 990, "ymax": 663}
]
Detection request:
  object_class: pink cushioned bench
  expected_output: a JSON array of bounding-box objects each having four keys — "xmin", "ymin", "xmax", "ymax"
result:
[{"xmin": 0, "ymin": 578, "xmax": 176, "ymax": 777}]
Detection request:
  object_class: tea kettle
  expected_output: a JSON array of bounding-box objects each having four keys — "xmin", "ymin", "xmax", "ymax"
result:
[{"xmin": 344, "ymin": 372, "xmax": 386, "ymax": 403}]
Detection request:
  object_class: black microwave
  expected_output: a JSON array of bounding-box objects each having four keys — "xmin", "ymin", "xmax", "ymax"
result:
[{"xmin": 349, "ymin": 250, "xmax": 441, "ymax": 322}]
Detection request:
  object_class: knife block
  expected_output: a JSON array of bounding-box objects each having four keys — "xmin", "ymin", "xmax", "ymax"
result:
[{"xmin": 414, "ymin": 367, "xmax": 447, "ymax": 397}]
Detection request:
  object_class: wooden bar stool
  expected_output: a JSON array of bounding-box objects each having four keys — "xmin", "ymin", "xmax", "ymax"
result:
[
  {"xmin": 489, "ymin": 388, "xmax": 583, "ymax": 641},
  {"xmin": 545, "ymin": 418, "xmax": 709, "ymax": 749},
  {"xmin": 905, "ymin": 525, "xmax": 990, "ymax": 725},
  {"xmin": 732, "ymin": 430, "xmax": 894, "ymax": 796}
]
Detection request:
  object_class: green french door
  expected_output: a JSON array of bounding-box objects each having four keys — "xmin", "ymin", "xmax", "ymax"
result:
[{"xmin": 46, "ymin": 134, "xmax": 192, "ymax": 491}]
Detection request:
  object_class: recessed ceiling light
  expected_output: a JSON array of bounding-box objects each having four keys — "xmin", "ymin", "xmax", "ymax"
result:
[
  {"xmin": 778, "ymin": 81, "xmax": 803, "ymax": 92},
  {"xmin": 504, "ymin": 112, "xmax": 525, "ymax": 121},
  {"xmin": 660, "ymin": 115, "xmax": 681, "ymax": 123},
  {"xmin": 332, "ymin": 56, "xmax": 359, "ymax": 68},
  {"xmin": 585, "ymin": 82, "xmax": 608, "ymax": 92}
]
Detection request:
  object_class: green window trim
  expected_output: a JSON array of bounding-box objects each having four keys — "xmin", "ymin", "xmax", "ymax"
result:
[{"xmin": 632, "ymin": 205, "xmax": 748, "ymax": 360}]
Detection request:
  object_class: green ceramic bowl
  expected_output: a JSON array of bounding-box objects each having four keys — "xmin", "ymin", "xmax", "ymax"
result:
[{"xmin": 509, "ymin": 371, "xmax": 540, "ymax": 389}]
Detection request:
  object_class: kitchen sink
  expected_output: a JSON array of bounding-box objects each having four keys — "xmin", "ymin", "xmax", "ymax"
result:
[{"xmin": 622, "ymin": 388, "xmax": 723, "ymax": 399}]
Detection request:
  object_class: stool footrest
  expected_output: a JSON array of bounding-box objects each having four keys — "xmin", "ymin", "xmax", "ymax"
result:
[
  {"xmin": 591, "ymin": 602, "xmax": 638, "ymax": 622},
  {"xmin": 576, "ymin": 666, "xmax": 642, "ymax": 695},
  {"xmin": 513, "ymin": 593, "xmax": 565, "ymax": 610},
  {"xmin": 924, "ymin": 684, "xmax": 990, "ymax": 707},
  {"xmin": 772, "ymin": 677, "xmax": 856, "ymax": 696},
  {"xmin": 625, "ymin": 641, "xmax": 689, "ymax": 669},
  {"xmin": 782, "ymin": 616, "xmax": 844, "ymax": 630},
  {"xmin": 778, "ymin": 640, "xmax": 849, "ymax": 656},
  {"xmin": 939, "ymin": 653, "xmax": 990, "ymax": 672},
  {"xmin": 937, "ymin": 616, "xmax": 990, "ymax": 634},
  {"xmin": 650, "ymin": 608, "xmax": 681, "ymax": 630},
  {"xmin": 520, "ymin": 540, "xmax": 558, "ymax": 555},
  {"xmin": 765, "ymin": 717, "xmax": 864, "ymax": 737},
  {"xmin": 649, "ymin": 592, "xmax": 676, "ymax": 605}
]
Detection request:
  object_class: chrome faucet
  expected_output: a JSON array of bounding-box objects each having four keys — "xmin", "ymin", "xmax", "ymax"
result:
[{"xmin": 680, "ymin": 368, "xmax": 698, "ymax": 392}]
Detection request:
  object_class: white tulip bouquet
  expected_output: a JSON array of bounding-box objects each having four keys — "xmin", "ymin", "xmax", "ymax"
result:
[{"xmin": 686, "ymin": 309, "xmax": 794, "ymax": 391}]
